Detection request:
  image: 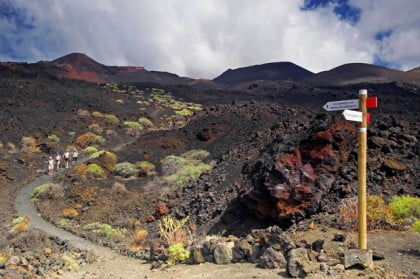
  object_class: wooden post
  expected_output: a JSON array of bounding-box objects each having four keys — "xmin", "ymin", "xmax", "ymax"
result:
[{"xmin": 358, "ymin": 89, "xmax": 368, "ymax": 249}]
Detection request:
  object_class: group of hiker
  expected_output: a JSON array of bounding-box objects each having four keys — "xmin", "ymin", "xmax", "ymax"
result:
[{"xmin": 46, "ymin": 149, "xmax": 78, "ymax": 175}]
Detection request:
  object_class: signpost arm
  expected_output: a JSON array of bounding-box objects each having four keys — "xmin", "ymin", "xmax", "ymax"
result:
[{"xmin": 358, "ymin": 89, "xmax": 368, "ymax": 249}]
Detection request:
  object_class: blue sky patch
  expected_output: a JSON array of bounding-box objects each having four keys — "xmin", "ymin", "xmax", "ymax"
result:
[
  {"xmin": 374, "ymin": 55, "xmax": 400, "ymax": 69},
  {"xmin": 375, "ymin": 29, "xmax": 393, "ymax": 41},
  {"xmin": 301, "ymin": 0, "xmax": 361, "ymax": 25}
]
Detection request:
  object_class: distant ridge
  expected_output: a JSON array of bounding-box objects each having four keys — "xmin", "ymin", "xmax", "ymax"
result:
[
  {"xmin": 213, "ymin": 62, "xmax": 314, "ymax": 85},
  {"xmin": 302, "ymin": 63, "xmax": 420, "ymax": 86}
]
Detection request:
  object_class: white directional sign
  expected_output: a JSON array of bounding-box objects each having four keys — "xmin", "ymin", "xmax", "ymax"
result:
[
  {"xmin": 323, "ymin": 99, "xmax": 359, "ymax": 111},
  {"xmin": 342, "ymin": 109, "xmax": 363, "ymax": 122}
]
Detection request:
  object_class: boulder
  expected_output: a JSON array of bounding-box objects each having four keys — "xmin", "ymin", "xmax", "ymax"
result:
[
  {"xmin": 344, "ymin": 249, "xmax": 373, "ymax": 269},
  {"xmin": 240, "ymin": 121, "xmax": 357, "ymax": 223},
  {"xmin": 287, "ymin": 248, "xmax": 314, "ymax": 278},
  {"xmin": 193, "ymin": 247, "xmax": 205, "ymax": 264},
  {"xmin": 259, "ymin": 247, "xmax": 286, "ymax": 269},
  {"xmin": 214, "ymin": 243, "xmax": 233, "ymax": 264},
  {"xmin": 261, "ymin": 226, "xmax": 296, "ymax": 253}
]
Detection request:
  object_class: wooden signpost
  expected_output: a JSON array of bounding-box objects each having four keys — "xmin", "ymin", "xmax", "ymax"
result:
[{"xmin": 323, "ymin": 89, "xmax": 377, "ymax": 250}]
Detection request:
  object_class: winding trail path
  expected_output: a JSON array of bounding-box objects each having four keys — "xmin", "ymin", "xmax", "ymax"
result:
[{"xmin": 14, "ymin": 141, "xmax": 282, "ymax": 279}]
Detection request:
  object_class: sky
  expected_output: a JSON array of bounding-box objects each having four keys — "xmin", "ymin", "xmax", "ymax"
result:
[{"xmin": 0, "ymin": 0, "xmax": 419, "ymax": 78}]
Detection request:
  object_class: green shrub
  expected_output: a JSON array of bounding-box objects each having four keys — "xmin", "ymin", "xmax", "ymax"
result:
[
  {"xmin": 104, "ymin": 114, "xmax": 120, "ymax": 124},
  {"xmin": 48, "ymin": 134, "xmax": 60, "ymax": 143},
  {"xmin": 175, "ymin": 109, "xmax": 193, "ymax": 117},
  {"xmin": 164, "ymin": 164, "xmax": 213, "ymax": 188},
  {"xmin": 86, "ymin": 164, "xmax": 105, "ymax": 177},
  {"xmin": 12, "ymin": 216, "xmax": 29, "ymax": 225},
  {"xmin": 83, "ymin": 222, "xmax": 126, "ymax": 239},
  {"xmin": 92, "ymin": 111, "xmax": 104, "ymax": 118},
  {"xmin": 58, "ymin": 219, "xmax": 69, "ymax": 227},
  {"xmin": 161, "ymin": 150, "xmax": 214, "ymax": 189},
  {"xmin": 124, "ymin": 121, "xmax": 142, "ymax": 130},
  {"xmin": 166, "ymin": 243, "xmax": 190, "ymax": 266},
  {"xmin": 68, "ymin": 131, "xmax": 76, "ymax": 137},
  {"xmin": 114, "ymin": 162, "xmax": 138, "ymax": 177},
  {"xmin": 412, "ymin": 219, "xmax": 420, "ymax": 233},
  {"xmin": 138, "ymin": 117, "xmax": 153, "ymax": 128},
  {"xmin": 181, "ymin": 150, "xmax": 210, "ymax": 161},
  {"xmin": 136, "ymin": 100, "xmax": 150, "ymax": 106},
  {"xmin": 90, "ymin": 150, "xmax": 105, "ymax": 159},
  {"xmin": 85, "ymin": 146, "xmax": 98, "ymax": 154},
  {"xmin": 136, "ymin": 161, "xmax": 156, "ymax": 176},
  {"xmin": 115, "ymin": 99, "xmax": 124, "ymax": 104},
  {"xmin": 76, "ymin": 132, "xmax": 105, "ymax": 147},
  {"xmin": 32, "ymin": 183, "xmax": 64, "ymax": 200},
  {"xmin": 390, "ymin": 195, "xmax": 420, "ymax": 221}
]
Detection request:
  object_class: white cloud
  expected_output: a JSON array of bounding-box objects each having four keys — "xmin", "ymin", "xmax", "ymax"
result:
[{"xmin": 2, "ymin": 0, "xmax": 419, "ymax": 77}]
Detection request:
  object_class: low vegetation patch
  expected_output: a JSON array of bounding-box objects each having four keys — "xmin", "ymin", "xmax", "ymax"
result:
[
  {"xmin": 86, "ymin": 163, "xmax": 105, "ymax": 177},
  {"xmin": 76, "ymin": 132, "xmax": 105, "ymax": 147},
  {"xmin": 83, "ymin": 222, "xmax": 127, "ymax": 240},
  {"xmin": 113, "ymin": 162, "xmax": 138, "ymax": 177},
  {"xmin": 161, "ymin": 150, "xmax": 214, "ymax": 189},
  {"xmin": 74, "ymin": 164, "xmax": 88, "ymax": 176},
  {"xmin": 340, "ymin": 195, "xmax": 420, "ymax": 232},
  {"xmin": 21, "ymin": 136, "xmax": 40, "ymax": 153},
  {"xmin": 124, "ymin": 121, "xmax": 142, "ymax": 130},
  {"xmin": 32, "ymin": 182, "xmax": 64, "ymax": 201},
  {"xmin": 158, "ymin": 215, "xmax": 190, "ymax": 245},
  {"xmin": 136, "ymin": 161, "xmax": 156, "ymax": 176},
  {"xmin": 11, "ymin": 216, "xmax": 30, "ymax": 233},
  {"xmin": 175, "ymin": 109, "xmax": 193, "ymax": 117},
  {"xmin": 104, "ymin": 113, "xmax": 119, "ymax": 124},
  {"xmin": 85, "ymin": 146, "xmax": 98, "ymax": 154},
  {"xmin": 138, "ymin": 117, "xmax": 153, "ymax": 128},
  {"xmin": 48, "ymin": 134, "xmax": 60, "ymax": 143},
  {"xmin": 166, "ymin": 243, "xmax": 190, "ymax": 266}
]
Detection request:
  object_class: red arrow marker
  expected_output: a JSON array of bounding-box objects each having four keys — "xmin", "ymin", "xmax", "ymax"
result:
[{"xmin": 366, "ymin": 97, "xmax": 377, "ymax": 108}]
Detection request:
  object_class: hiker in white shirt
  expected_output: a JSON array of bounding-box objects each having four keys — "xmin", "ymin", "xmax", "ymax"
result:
[
  {"xmin": 47, "ymin": 156, "xmax": 54, "ymax": 175},
  {"xmin": 63, "ymin": 150, "xmax": 70, "ymax": 168},
  {"xmin": 72, "ymin": 150, "xmax": 78, "ymax": 164},
  {"xmin": 55, "ymin": 153, "xmax": 61, "ymax": 171}
]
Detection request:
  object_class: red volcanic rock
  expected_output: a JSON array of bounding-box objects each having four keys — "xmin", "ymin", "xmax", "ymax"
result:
[
  {"xmin": 56, "ymin": 64, "xmax": 104, "ymax": 83},
  {"xmin": 240, "ymin": 121, "xmax": 356, "ymax": 223},
  {"xmin": 156, "ymin": 201, "xmax": 170, "ymax": 215}
]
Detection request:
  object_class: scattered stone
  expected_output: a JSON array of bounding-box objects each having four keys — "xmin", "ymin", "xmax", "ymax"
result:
[
  {"xmin": 333, "ymin": 234, "xmax": 346, "ymax": 242},
  {"xmin": 311, "ymin": 239, "xmax": 324, "ymax": 253},
  {"xmin": 319, "ymin": 263, "xmax": 328, "ymax": 272},
  {"xmin": 193, "ymin": 247, "xmax": 205, "ymax": 264},
  {"xmin": 62, "ymin": 255, "xmax": 79, "ymax": 272},
  {"xmin": 317, "ymin": 252, "xmax": 328, "ymax": 262},
  {"xmin": 259, "ymin": 247, "xmax": 286, "ymax": 269},
  {"xmin": 249, "ymin": 243, "xmax": 263, "ymax": 263},
  {"xmin": 372, "ymin": 250, "xmax": 385, "ymax": 261},
  {"xmin": 369, "ymin": 136, "xmax": 387, "ymax": 148},
  {"xmin": 261, "ymin": 226, "xmax": 296, "ymax": 253},
  {"xmin": 334, "ymin": 264, "xmax": 345, "ymax": 271},
  {"xmin": 214, "ymin": 243, "xmax": 233, "ymax": 264},
  {"xmin": 383, "ymin": 157, "xmax": 407, "ymax": 171},
  {"xmin": 344, "ymin": 249, "xmax": 373, "ymax": 269},
  {"xmin": 287, "ymin": 248, "xmax": 313, "ymax": 278},
  {"xmin": 146, "ymin": 215, "xmax": 155, "ymax": 223}
]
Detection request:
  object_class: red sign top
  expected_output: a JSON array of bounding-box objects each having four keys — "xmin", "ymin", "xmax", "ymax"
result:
[{"xmin": 366, "ymin": 97, "xmax": 377, "ymax": 108}]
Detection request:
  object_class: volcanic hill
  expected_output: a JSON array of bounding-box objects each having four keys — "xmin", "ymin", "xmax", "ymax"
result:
[{"xmin": 213, "ymin": 62, "xmax": 314, "ymax": 85}]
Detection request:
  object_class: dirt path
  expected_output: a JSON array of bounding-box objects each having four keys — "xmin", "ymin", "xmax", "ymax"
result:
[{"xmin": 14, "ymin": 142, "xmax": 283, "ymax": 279}]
